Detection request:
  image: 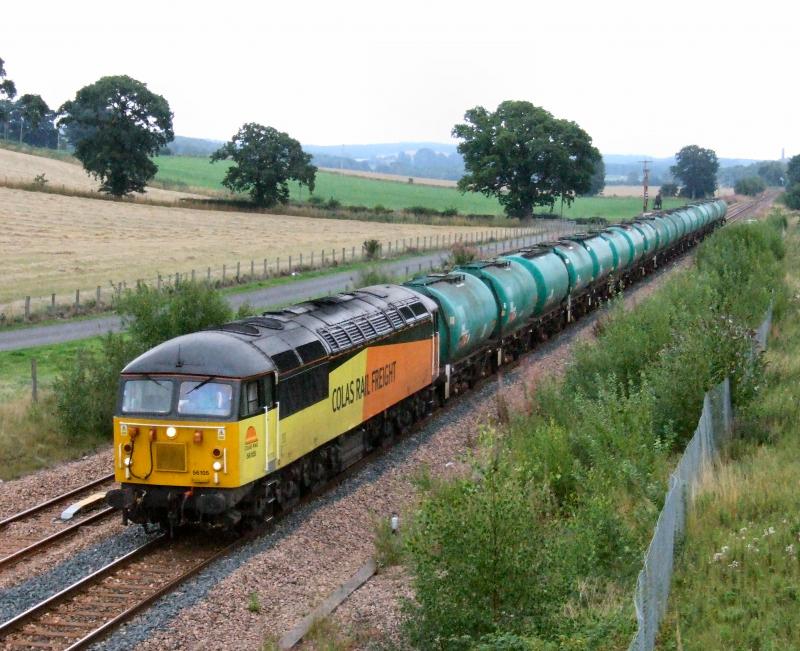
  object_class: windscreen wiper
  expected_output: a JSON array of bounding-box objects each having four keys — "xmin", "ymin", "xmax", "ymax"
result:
[
  {"xmin": 144, "ymin": 374, "xmax": 167, "ymax": 388},
  {"xmin": 186, "ymin": 376, "xmax": 218, "ymax": 395}
]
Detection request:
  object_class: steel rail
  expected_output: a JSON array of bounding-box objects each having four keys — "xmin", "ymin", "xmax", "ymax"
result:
[
  {"xmin": 0, "ymin": 472, "xmax": 116, "ymax": 528},
  {"xmin": 0, "ymin": 506, "xmax": 116, "ymax": 571}
]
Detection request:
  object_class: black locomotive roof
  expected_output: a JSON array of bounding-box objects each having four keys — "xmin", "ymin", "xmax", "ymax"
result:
[{"xmin": 122, "ymin": 284, "xmax": 437, "ymax": 379}]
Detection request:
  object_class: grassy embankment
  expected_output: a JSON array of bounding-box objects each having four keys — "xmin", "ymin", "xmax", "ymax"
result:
[
  {"xmin": 152, "ymin": 155, "xmax": 684, "ymax": 221},
  {"xmin": 658, "ymin": 215, "xmax": 800, "ymax": 649},
  {"xmin": 392, "ymin": 212, "xmax": 786, "ymax": 649}
]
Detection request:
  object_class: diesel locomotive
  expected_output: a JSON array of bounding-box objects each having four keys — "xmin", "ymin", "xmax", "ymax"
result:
[{"xmin": 107, "ymin": 201, "xmax": 727, "ymax": 531}]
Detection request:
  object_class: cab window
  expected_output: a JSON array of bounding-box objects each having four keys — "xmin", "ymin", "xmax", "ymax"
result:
[
  {"xmin": 122, "ymin": 379, "xmax": 173, "ymax": 414},
  {"xmin": 240, "ymin": 376, "xmax": 275, "ymax": 418},
  {"xmin": 178, "ymin": 381, "xmax": 233, "ymax": 417}
]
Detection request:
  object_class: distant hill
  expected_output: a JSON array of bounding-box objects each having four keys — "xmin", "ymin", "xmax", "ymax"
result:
[{"xmin": 164, "ymin": 136, "xmax": 763, "ymax": 184}]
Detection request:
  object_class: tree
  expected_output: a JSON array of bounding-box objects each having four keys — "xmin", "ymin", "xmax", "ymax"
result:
[
  {"xmin": 587, "ymin": 157, "xmax": 606, "ymax": 196},
  {"xmin": 453, "ymin": 101, "xmax": 601, "ymax": 218},
  {"xmin": 786, "ymin": 154, "xmax": 800, "ymax": 187},
  {"xmin": 211, "ymin": 123, "xmax": 316, "ymax": 206},
  {"xmin": 14, "ymin": 94, "xmax": 49, "ymax": 143},
  {"xmin": 58, "ymin": 75, "xmax": 174, "ymax": 196},
  {"xmin": 734, "ymin": 176, "xmax": 766, "ymax": 196},
  {"xmin": 660, "ymin": 182, "xmax": 679, "ymax": 197},
  {"xmin": 0, "ymin": 57, "xmax": 17, "ymax": 134},
  {"xmin": 757, "ymin": 160, "xmax": 785, "ymax": 186},
  {"xmin": 670, "ymin": 145, "xmax": 719, "ymax": 199}
]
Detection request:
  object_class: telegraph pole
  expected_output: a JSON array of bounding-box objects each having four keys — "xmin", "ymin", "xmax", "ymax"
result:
[{"xmin": 640, "ymin": 160, "xmax": 652, "ymax": 213}]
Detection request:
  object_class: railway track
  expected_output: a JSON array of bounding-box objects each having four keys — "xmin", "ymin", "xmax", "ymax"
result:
[
  {"xmin": 0, "ymin": 533, "xmax": 235, "ymax": 650},
  {"xmin": 0, "ymin": 474, "xmax": 117, "ymax": 573}
]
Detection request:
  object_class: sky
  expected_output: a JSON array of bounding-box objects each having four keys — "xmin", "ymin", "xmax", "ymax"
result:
[{"xmin": 2, "ymin": 0, "xmax": 797, "ymax": 160}]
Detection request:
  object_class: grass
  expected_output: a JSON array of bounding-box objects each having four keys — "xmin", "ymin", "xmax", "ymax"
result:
[
  {"xmin": 658, "ymin": 213, "xmax": 800, "ymax": 649},
  {"xmin": 0, "ymin": 337, "xmax": 104, "ymax": 402},
  {"xmin": 153, "ymin": 155, "xmax": 685, "ymax": 220}
]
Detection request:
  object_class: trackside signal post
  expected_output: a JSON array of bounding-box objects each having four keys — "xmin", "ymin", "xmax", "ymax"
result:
[{"xmin": 640, "ymin": 160, "xmax": 651, "ymax": 213}]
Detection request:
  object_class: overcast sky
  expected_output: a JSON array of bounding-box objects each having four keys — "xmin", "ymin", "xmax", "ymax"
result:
[{"xmin": 2, "ymin": 0, "xmax": 796, "ymax": 160}]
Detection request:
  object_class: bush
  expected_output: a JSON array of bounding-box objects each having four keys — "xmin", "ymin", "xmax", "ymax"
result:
[
  {"xmin": 362, "ymin": 238, "xmax": 382, "ymax": 261},
  {"xmin": 325, "ymin": 197, "xmax": 341, "ymax": 210},
  {"xmin": 54, "ymin": 281, "xmax": 233, "ymax": 441},
  {"xmin": 358, "ymin": 266, "xmax": 394, "ymax": 286},
  {"xmin": 54, "ymin": 333, "xmax": 143, "ymax": 442},
  {"xmin": 784, "ymin": 184, "xmax": 800, "ymax": 210},
  {"xmin": 660, "ymin": 182, "xmax": 679, "ymax": 197},
  {"xmin": 405, "ymin": 451, "xmax": 572, "ymax": 647},
  {"xmin": 307, "ymin": 195, "xmax": 324, "ymax": 206},
  {"xmin": 734, "ymin": 176, "xmax": 766, "ymax": 196},
  {"xmin": 449, "ymin": 242, "xmax": 479, "ymax": 266},
  {"xmin": 117, "ymin": 280, "xmax": 232, "ymax": 351}
]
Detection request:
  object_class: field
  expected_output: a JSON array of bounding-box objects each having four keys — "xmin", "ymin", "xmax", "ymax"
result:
[
  {"xmin": 153, "ymin": 155, "xmax": 686, "ymax": 218},
  {"xmin": 0, "ymin": 147, "xmax": 196, "ymax": 202},
  {"xmin": 0, "ymin": 187, "xmax": 490, "ymax": 308}
]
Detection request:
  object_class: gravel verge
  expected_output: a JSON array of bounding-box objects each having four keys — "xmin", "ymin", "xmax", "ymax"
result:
[{"xmin": 0, "ymin": 449, "xmax": 113, "ymax": 521}]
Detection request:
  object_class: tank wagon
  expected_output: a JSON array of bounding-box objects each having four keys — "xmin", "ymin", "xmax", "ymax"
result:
[{"xmin": 108, "ymin": 200, "xmax": 727, "ymax": 531}]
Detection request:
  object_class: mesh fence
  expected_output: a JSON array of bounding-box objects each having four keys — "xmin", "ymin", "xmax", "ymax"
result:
[{"xmin": 628, "ymin": 305, "xmax": 771, "ymax": 651}]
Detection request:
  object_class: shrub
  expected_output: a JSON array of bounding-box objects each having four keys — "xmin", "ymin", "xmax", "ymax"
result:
[
  {"xmin": 358, "ymin": 266, "xmax": 394, "ymax": 286},
  {"xmin": 362, "ymin": 238, "xmax": 382, "ymax": 261},
  {"xmin": 660, "ymin": 182, "xmax": 679, "ymax": 197},
  {"xmin": 372, "ymin": 203, "xmax": 388, "ymax": 213},
  {"xmin": 54, "ymin": 281, "xmax": 233, "ymax": 441},
  {"xmin": 784, "ymin": 184, "xmax": 800, "ymax": 210},
  {"xmin": 734, "ymin": 176, "xmax": 766, "ymax": 196},
  {"xmin": 307, "ymin": 195, "xmax": 324, "ymax": 206},
  {"xmin": 449, "ymin": 242, "xmax": 479, "ymax": 266},
  {"xmin": 116, "ymin": 280, "xmax": 232, "ymax": 351},
  {"xmin": 325, "ymin": 197, "xmax": 341, "ymax": 210},
  {"xmin": 54, "ymin": 333, "xmax": 143, "ymax": 442},
  {"xmin": 405, "ymin": 450, "xmax": 572, "ymax": 646}
]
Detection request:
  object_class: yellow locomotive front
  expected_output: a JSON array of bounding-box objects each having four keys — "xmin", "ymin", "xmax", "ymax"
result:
[{"xmin": 107, "ymin": 330, "xmax": 280, "ymax": 531}]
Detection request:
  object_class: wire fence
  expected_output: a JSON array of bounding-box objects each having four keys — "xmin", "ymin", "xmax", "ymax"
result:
[
  {"xmin": 628, "ymin": 305, "xmax": 773, "ymax": 651},
  {"xmin": 1, "ymin": 221, "xmax": 578, "ymax": 323}
]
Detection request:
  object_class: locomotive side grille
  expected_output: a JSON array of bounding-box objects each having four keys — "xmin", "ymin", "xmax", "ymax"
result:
[
  {"xmin": 385, "ymin": 306, "xmax": 404, "ymax": 328},
  {"xmin": 367, "ymin": 312, "xmax": 393, "ymax": 335},
  {"xmin": 155, "ymin": 443, "xmax": 187, "ymax": 472},
  {"xmin": 342, "ymin": 321, "xmax": 365, "ymax": 345}
]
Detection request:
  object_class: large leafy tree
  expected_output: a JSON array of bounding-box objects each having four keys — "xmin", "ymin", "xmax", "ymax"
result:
[
  {"xmin": 671, "ymin": 145, "xmax": 719, "ymax": 199},
  {"xmin": 0, "ymin": 57, "xmax": 17, "ymax": 131},
  {"xmin": 453, "ymin": 100, "xmax": 601, "ymax": 218},
  {"xmin": 58, "ymin": 76, "xmax": 174, "ymax": 196},
  {"xmin": 14, "ymin": 94, "xmax": 49, "ymax": 143},
  {"xmin": 211, "ymin": 123, "xmax": 316, "ymax": 206}
]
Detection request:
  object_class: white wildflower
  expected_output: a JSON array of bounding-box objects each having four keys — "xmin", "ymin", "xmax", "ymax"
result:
[
  {"xmin": 721, "ymin": 545, "xmax": 730, "ymax": 553},
  {"xmin": 787, "ymin": 544, "xmax": 795, "ymax": 555},
  {"xmin": 740, "ymin": 527, "xmax": 748, "ymax": 533},
  {"xmin": 713, "ymin": 552, "xmax": 724, "ymax": 562},
  {"xmin": 728, "ymin": 560, "xmax": 740, "ymax": 569}
]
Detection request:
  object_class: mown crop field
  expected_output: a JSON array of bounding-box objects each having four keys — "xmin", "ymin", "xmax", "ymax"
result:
[
  {"xmin": 0, "ymin": 187, "xmax": 489, "ymax": 309},
  {"xmin": 152, "ymin": 155, "xmax": 686, "ymax": 220}
]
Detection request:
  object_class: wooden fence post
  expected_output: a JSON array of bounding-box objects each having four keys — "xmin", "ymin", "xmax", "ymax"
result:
[
  {"xmin": 250, "ymin": 260, "xmax": 255, "ymax": 278},
  {"xmin": 263, "ymin": 259, "xmax": 268, "ymax": 278},
  {"xmin": 236, "ymin": 261, "xmax": 241, "ymax": 281},
  {"xmin": 75, "ymin": 289, "xmax": 80, "ymax": 308},
  {"xmin": 157, "ymin": 274, "xmax": 162, "ymax": 291},
  {"xmin": 24, "ymin": 296, "xmax": 30, "ymax": 320},
  {"xmin": 207, "ymin": 267, "xmax": 211, "ymax": 283},
  {"xmin": 289, "ymin": 256, "xmax": 293, "ymax": 273},
  {"xmin": 51, "ymin": 293, "xmax": 55, "ymax": 312},
  {"xmin": 222, "ymin": 264, "xmax": 226, "ymax": 283},
  {"xmin": 96, "ymin": 286, "xmax": 101, "ymax": 305}
]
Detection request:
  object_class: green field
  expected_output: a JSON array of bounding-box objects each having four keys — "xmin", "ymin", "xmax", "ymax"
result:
[{"xmin": 152, "ymin": 155, "xmax": 684, "ymax": 220}]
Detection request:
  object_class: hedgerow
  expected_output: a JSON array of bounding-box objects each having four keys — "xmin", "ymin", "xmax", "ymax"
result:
[{"xmin": 403, "ymin": 213, "xmax": 788, "ymax": 648}]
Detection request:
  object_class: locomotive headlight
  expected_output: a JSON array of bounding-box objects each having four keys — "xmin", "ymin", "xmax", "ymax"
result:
[
  {"xmin": 124, "ymin": 457, "xmax": 131, "ymax": 467},
  {"xmin": 212, "ymin": 461, "xmax": 222, "ymax": 472},
  {"xmin": 166, "ymin": 426, "xmax": 177, "ymax": 439}
]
